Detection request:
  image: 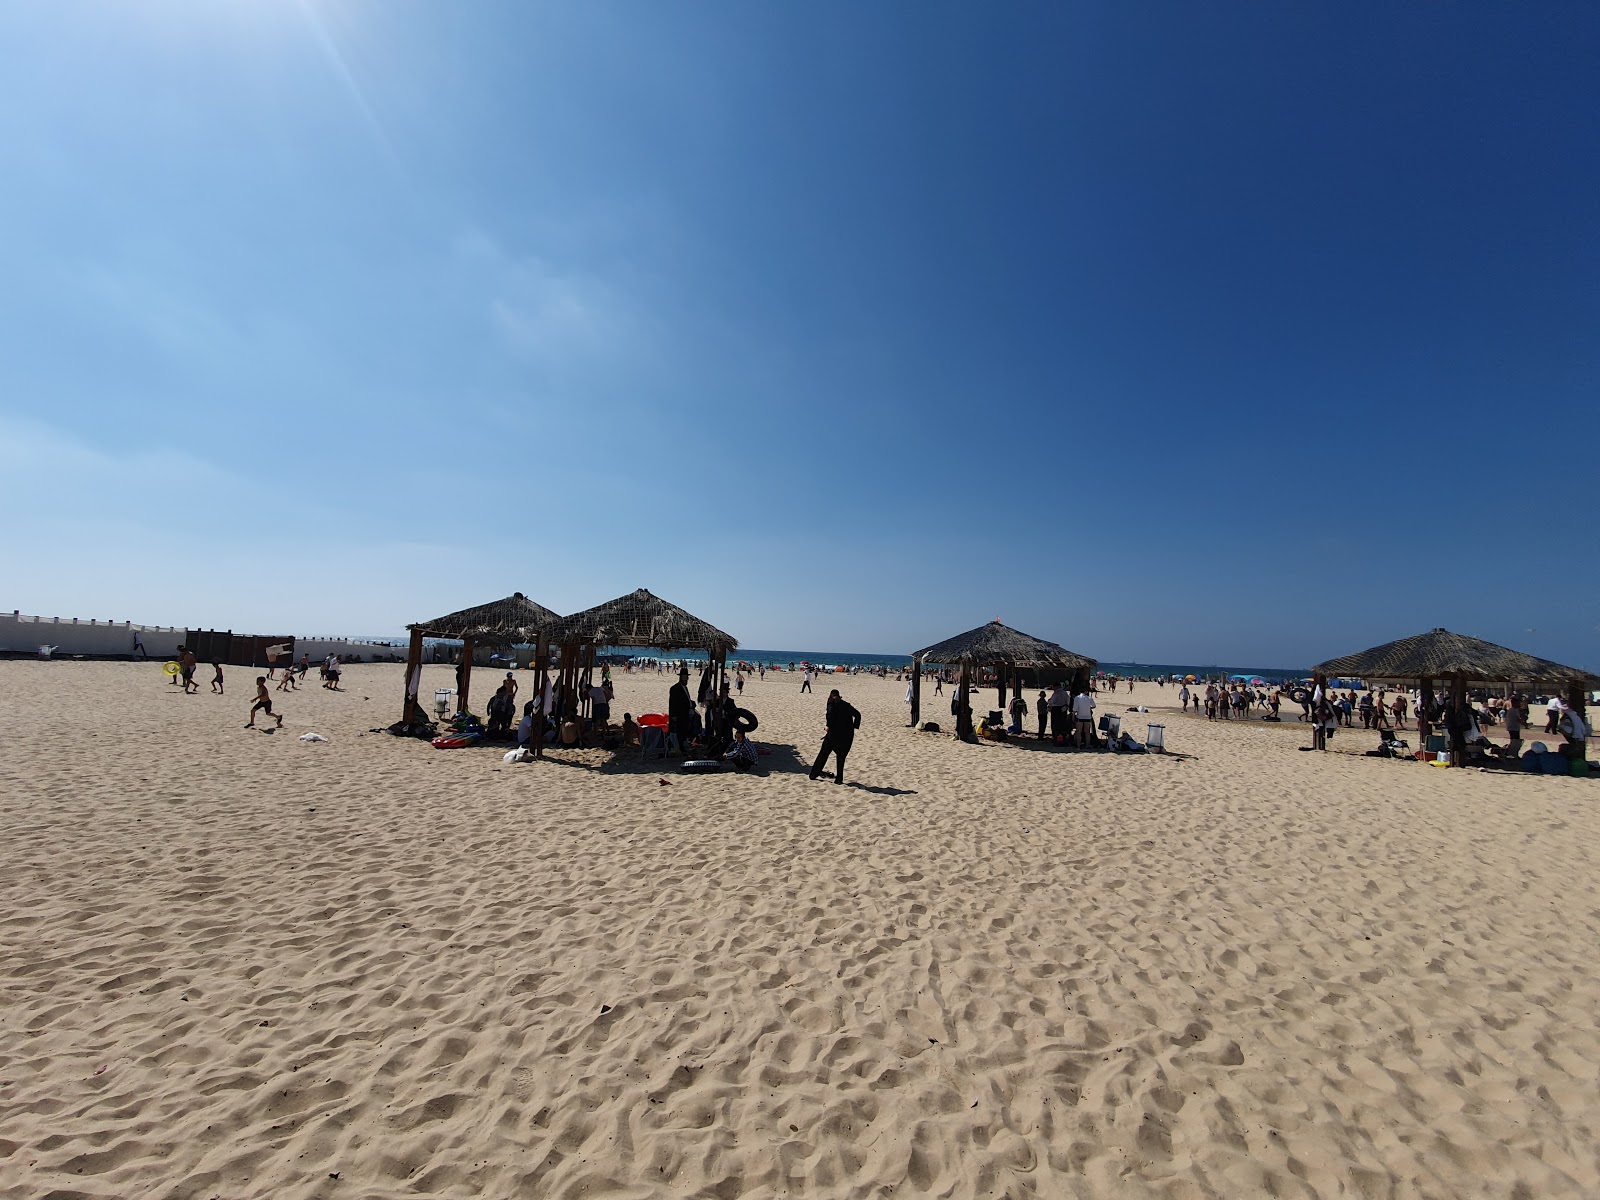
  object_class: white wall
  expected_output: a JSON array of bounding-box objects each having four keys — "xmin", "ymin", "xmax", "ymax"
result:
[
  {"xmin": 0, "ymin": 612, "xmax": 407, "ymax": 661},
  {"xmin": 0, "ymin": 612, "xmax": 187, "ymax": 657},
  {"xmin": 294, "ymin": 638, "xmax": 406, "ymax": 663}
]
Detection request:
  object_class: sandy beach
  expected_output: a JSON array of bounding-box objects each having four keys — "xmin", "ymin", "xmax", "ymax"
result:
[{"xmin": 2, "ymin": 660, "xmax": 1597, "ymax": 1199}]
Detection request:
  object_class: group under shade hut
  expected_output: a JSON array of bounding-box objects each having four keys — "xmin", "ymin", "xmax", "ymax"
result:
[
  {"xmin": 911, "ymin": 620, "xmax": 1096, "ymax": 741},
  {"xmin": 400, "ymin": 592, "xmax": 561, "ymax": 724},
  {"xmin": 1312, "ymin": 627, "xmax": 1597, "ymax": 765},
  {"xmin": 541, "ymin": 588, "xmax": 738, "ymax": 759}
]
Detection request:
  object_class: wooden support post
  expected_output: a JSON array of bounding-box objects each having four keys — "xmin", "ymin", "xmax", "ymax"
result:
[
  {"xmin": 533, "ymin": 636, "xmax": 549, "ymax": 759},
  {"xmin": 910, "ymin": 656, "xmax": 921, "ymax": 727},
  {"xmin": 457, "ymin": 636, "xmax": 475, "ymax": 714},
  {"xmin": 996, "ymin": 664, "xmax": 1008, "ymax": 716},
  {"xmin": 957, "ymin": 663, "xmax": 972, "ymax": 741},
  {"xmin": 401, "ymin": 628, "xmax": 424, "ymax": 725},
  {"xmin": 579, "ymin": 644, "xmax": 594, "ymax": 720},
  {"xmin": 1450, "ymin": 675, "xmax": 1468, "ymax": 767}
]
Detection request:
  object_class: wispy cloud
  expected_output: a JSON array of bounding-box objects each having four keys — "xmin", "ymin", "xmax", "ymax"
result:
[{"xmin": 451, "ymin": 227, "xmax": 652, "ymax": 378}]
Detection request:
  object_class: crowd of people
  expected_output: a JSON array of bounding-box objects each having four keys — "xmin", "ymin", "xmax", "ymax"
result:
[{"xmin": 165, "ymin": 643, "xmax": 348, "ymax": 730}]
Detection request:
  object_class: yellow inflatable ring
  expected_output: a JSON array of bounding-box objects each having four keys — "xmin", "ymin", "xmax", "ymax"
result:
[{"xmin": 163, "ymin": 661, "xmax": 181, "ymax": 676}]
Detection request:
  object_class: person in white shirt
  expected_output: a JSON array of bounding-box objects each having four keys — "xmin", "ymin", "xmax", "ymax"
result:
[
  {"xmin": 1545, "ymin": 694, "xmax": 1566, "ymax": 735},
  {"xmin": 800, "ymin": 668, "xmax": 813, "ymax": 694},
  {"xmin": 1072, "ymin": 688, "xmax": 1097, "ymax": 748}
]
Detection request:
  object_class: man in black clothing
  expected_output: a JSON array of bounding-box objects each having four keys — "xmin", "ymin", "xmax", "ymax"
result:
[
  {"xmin": 810, "ymin": 688, "xmax": 861, "ymax": 784},
  {"xmin": 668, "ymin": 669, "xmax": 695, "ymax": 754}
]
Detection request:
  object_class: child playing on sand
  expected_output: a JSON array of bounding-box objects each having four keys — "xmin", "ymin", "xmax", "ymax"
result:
[
  {"xmin": 246, "ymin": 677, "xmax": 283, "ymax": 729},
  {"xmin": 725, "ymin": 728, "xmax": 757, "ymax": 772},
  {"xmin": 621, "ymin": 713, "xmax": 639, "ymax": 746},
  {"xmin": 210, "ymin": 663, "xmax": 224, "ymax": 694},
  {"xmin": 277, "ymin": 665, "xmax": 297, "ymax": 692}
]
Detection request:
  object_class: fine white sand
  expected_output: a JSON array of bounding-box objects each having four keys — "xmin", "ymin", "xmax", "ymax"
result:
[{"xmin": 2, "ymin": 660, "xmax": 1597, "ymax": 1199}]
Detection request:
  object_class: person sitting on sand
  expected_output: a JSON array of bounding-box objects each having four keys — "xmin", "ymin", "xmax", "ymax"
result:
[
  {"xmin": 1008, "ymin": 691, "xmax": 1027, "ymax": 735},
  {"xmin": 210, "ymin": 662, "xmax": 225, "ymax": 694},
  {"xmin": 246, "ymin": 676, "xmax": 283, "ymax": 729},
  {"xmin": 621, "ymin": 713, "xmax": 640, "ymax": 747},
  {"xmin": 1557, "ymin": 703, "xmax": 1589, "ymax": 761},
  {"xmin": 560, "ymin": 715, "xmax": 582, "ymax": 747},
  {"xmin": 516, "ymin": 700, "xmax": 538, "ymax": 746},
  {"xmin": 486, "ymin": 682, "xmax": 516, "ymax": 737},
  {"xmin": 725, "ymin": 728, "xmax": 758, "ymax": 773}
]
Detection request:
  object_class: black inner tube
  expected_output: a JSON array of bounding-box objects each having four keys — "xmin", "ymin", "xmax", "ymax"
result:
[
  {"xmin": 1290, "ymin": 687, "xmax": 1311, "ymax": 706},
  {"xmin": 732, "ymin": 708, "xmax": 759, "ymax": 733}
]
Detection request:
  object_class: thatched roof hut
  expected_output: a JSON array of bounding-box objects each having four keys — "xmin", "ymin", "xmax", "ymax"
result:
[
  {"xmin": 1313, "ymin": 628, "xmax": 1597, "ymax": 688},
  {"xmin": 409, "ymin": 592, "xmax": 562, "ymax": 646},
  {"xmin": 1311, "ymin": 627, "xmax": 1595, "ymax": 765},
  {"xmin": 915, "ymin": 621, "xmax": 1096, "ymax": 670},
  {"xmin": 909, "ymin": 620, "xmax": 1096, "ymax": 736},
  {"xmin": 548, "ymin": 588, "xmax": 737, "ymax": 654},
  {"xmin": 400, "ymin": 592, "xmax": 561, "ymax": 722}
]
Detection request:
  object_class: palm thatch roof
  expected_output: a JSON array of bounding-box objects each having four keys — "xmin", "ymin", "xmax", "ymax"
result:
[
  {"xmin": 1314, "ymin": 628, "xmax": 1598, "ymax": 686},
  {"xmin": 409, "ymin": 592, "xmax": 562, "ymax": 646},
  {"xmin": 914, "ymin": 621, "xmax": 1096, "ymax": 670},
  {"xmin": 548, "ymin": 588, "xmax": 737, "ymax": 653}
]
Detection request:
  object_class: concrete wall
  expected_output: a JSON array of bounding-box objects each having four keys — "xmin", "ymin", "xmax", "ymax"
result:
[
  {"xmin": 295, "ymin": 638, "xmax": 407, "ymax": 663},
  {"xmin": 0, "ymin": 612, "xmax": 187, "ymax": 658},
  {"xmin": 0, "ymin": 612, "xmax": 407, "ymax": 662}
]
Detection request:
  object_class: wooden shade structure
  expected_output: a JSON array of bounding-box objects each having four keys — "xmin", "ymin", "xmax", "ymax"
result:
[
  {"xmin": 911, "ymin": 621, "xmax": 1097, "ymax": 741},
  {"xmin": 541, "ymin": 589, "xmax": 738, "ymax": 756},
  {"xmin": 1312, "ymin": 627, "xmax": 1598, "ymax": 764},
  {"xmin": 400, "ymin": 592, "xmax": 561, "ymax": 724}
]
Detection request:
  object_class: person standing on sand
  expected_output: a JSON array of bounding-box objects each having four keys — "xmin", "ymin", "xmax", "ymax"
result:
[
  {"xmin": 1036, "ymin": 690, "xmax": 1048, "ymax": 739},
  {"xmin": 933, "ymin": 674, "xmax": 943, "ymax": 696},
  {"xmin": 179, "ymin": 645, "xmax": 199, "ymax": 694},
  {"xmin": 800, "ymin": 667, "xmax": 813, "ymax": 693},
  {"xmin": 1073, "ymin": 684, "xmax": 1097, "ymax": 748},
  {"xmin": 1179, "ymin": 684, "xmax": 1190, "ymax": 712},
  {"xmin": 668, "ymin": 668, "xmax": 695, "ymax": 753},
  {"xmin": 133, "ymin": 630, "xmax": 148, "ymax": 659},
  {"xmin": 210, "ymin": 663, "xmax": 224, "ymax": 694},
  {"xmin": 246, "ymin": 676, "xmax": 283, "ymax": 729},
  {"xmin": 1545, "ymin": 694, "xmax": 1565, "ymax": 735},
  {"xmin": 810, "ymin": 688, "xmax": 861, "ymax": 784}
]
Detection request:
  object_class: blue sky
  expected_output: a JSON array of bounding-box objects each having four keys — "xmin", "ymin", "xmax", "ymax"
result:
[{"xmin": 2, "ymin": 2, "xmax": 1596, "ymax": 667}]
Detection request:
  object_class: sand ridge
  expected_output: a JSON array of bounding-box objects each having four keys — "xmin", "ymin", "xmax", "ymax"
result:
[{"xmin": 1, "ymin": 661, "xmax": 1597, "ymax": 1198}]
